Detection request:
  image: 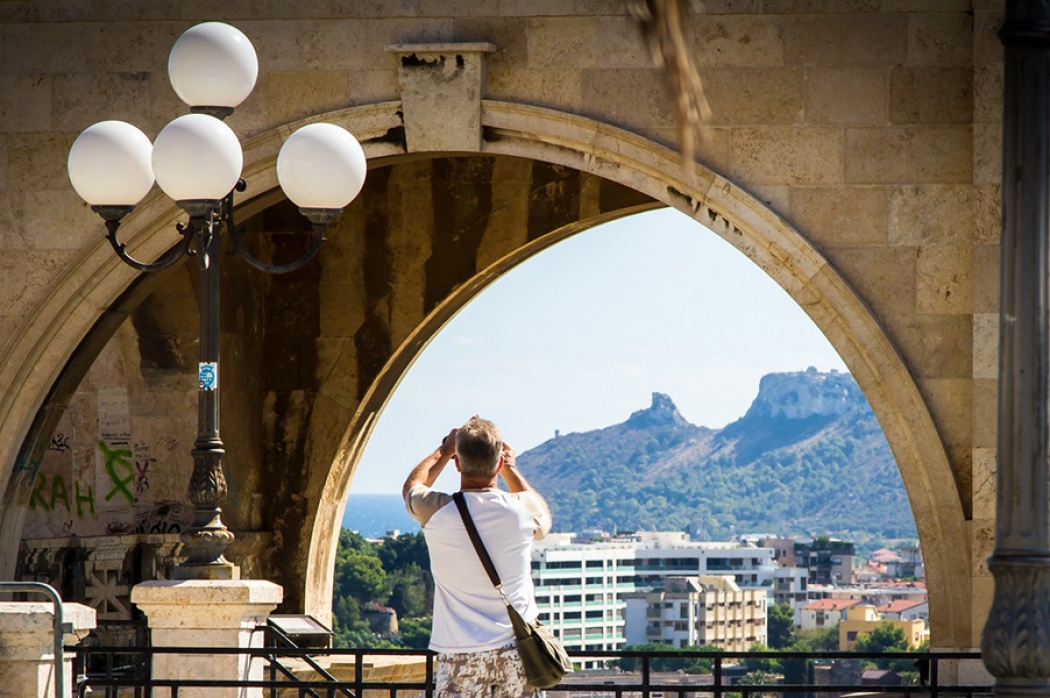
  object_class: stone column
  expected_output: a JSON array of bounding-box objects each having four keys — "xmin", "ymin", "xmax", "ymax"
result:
[
  {"xmin": 131, "ymin": 579, "xmax": 282, "ymax": 698},
  {"xmin": 983, "ymin": 3, "xmax": 1050, "ymax": 698},
  {"xmin": 0, "ymin": 602, "xmax": 96, "ymax": 698}
]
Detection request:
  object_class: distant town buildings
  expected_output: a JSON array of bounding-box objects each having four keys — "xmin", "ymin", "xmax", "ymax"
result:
[
  {"xmin": 623, "ymin": 575, "xmax": 768, "ymax": 651},
  {"xmin": 838, "ymin": 604, "xmax": 927, "ymax": 650},
  {"xmin": 526, "ymin": 530, "xmax": 927, "ymax": 656},
  {"xmin": 799, "ymin": 598, "xmax": 860, "ymax": 632},
  {"xmin": 531, "ymin": 532, "xmax": 776, "ymax": 653}
]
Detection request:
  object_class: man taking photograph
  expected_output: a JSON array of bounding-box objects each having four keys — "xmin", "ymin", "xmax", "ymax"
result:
[{"xmin": 403, "ymin": 416, "xmax": 552, "ymax": 697}]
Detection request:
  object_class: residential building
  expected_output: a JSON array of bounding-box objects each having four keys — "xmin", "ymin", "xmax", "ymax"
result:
[
  {"xmin": 877, "ymin": 599, "xmax": 929, "ymax": 623},
  {"xmin": 838, "ymin": 604, "xmax": 926, "ymax": 650},
  {"xmin": 795, "ymin": 538, "xmax": 855, "ymax": 585},
  {"xmin": 799, "ymin": 598, "xmax": 860, "ymax": 631},
  {"xmin": 623, "ymin": 576, "xmax": 768, "ymax": 651},
  {"xmin": 772, "ymin": 566, "xmax": 809, "ymax": 606},
  {"xmin": 531, "ymin": 532, "xmax": 777, "ymax": 654}
]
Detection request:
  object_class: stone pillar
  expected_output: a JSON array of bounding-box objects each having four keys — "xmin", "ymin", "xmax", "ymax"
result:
[
  {"xmin": 0, "ymin": 602, "xmax": 96, "ymax": 698},
  {"xmin": 132, "ymin": 580, "xmax": 282, "ymax": 698},
  {"xmin": 983, "ymin": 3, "xmax": 1050, "ymax": 698}
]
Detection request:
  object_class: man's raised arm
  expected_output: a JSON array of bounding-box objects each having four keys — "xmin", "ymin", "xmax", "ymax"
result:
[
  {"xmin": 402, "ymin": 428, "xmax": 457, "ymax": 499},
  {"xmin": 499, "ymin": 442, "xmax": 552, "ymax": 536}
]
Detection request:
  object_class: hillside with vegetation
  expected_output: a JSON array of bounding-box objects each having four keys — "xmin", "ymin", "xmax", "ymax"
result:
[{"xmin": 518, "ymin": 369, "xmax": 916, "ymax": 547}]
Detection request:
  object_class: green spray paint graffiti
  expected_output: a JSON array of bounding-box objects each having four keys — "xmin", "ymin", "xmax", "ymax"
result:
[{"xmin": 99, "ymin": 440, "xmax": 134, "ymax": 504}]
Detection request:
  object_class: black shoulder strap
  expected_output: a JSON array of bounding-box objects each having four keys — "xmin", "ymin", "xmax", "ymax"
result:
[{"xmin": 453, "ymin": 491, "xmax": 503, "ymax": 589}]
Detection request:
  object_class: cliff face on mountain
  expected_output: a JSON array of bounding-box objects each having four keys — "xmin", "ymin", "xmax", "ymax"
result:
[{"xmin": 518, "ymin": 369, "xmax": 915, "ymax": 544}]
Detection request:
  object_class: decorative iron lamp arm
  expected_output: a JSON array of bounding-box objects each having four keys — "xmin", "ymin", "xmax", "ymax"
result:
[
  {"xmin": 228, "ymin": 207, "xmax": 341, "ymax": 275},
  {"xmin": 94, "ymin": 205, "xmax": 196, "ymax": 273}
]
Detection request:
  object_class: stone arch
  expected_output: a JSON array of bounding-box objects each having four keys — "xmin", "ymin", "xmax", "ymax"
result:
[{"xmin": 0, "ymin": 101, "xmax": 969, "ymax": 647}]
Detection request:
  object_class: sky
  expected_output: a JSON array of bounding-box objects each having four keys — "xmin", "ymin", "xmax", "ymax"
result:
[{"xmin": 349, "ymin": 207, "xmax": 849, "ymax": 495}]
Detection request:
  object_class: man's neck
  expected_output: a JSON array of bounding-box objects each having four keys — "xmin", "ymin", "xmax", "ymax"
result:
[{"xmin": 460, "ymin": 475, "xmax": 498, "ymax": 490}]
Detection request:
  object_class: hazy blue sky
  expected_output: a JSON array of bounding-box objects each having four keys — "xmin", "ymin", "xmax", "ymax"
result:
[{"xmin": 350, "ymin": 207, "xmax": 849, "ymax": 495}]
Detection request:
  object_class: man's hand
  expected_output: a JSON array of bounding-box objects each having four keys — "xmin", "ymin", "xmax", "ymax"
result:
[
  {"xmin": 501, "ymin": 441, "xmax": 517, "ymax": 470},
  {"xmin": 439, "ymin": 428, "xmax": 458, "ymax": 459}
]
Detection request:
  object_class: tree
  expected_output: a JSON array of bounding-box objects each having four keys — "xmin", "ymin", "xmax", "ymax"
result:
[
  {"xmin": 795, "ymin": 625, "xmax": 839, "ymax": 652},
  {"xmin": 334, "ymin": 551, "xmax": 388, "ymax": 605},
  {"xmin": 743, "ymin": 643, "xmax": 781, "ymax": 674},
  {"xmin": 387, "ymin": 563, "xmax": 429, "ymax": 619},
  {"xmin": 396, "ymin": 616, "xmax": 432, "ymax": 649},
  {"xmin": 376, "ymin": 532, "xmax": 430, "ymax": 572},
  {"xmin": 767, "ymin": 603, "xmax": 796, "ymax": 649},
  {"xmin": 853, "ymin": 623, "xmax": 910, "ymax": 654}
]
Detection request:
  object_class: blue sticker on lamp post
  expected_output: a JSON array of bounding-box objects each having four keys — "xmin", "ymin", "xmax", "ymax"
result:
[{"xmin": 198, "ymin": 362, "xmax": 218, "ymax": 391}]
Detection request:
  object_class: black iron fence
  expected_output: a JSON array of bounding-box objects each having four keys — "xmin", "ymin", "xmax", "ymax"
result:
[{"xmin": 70, "ymin": 638, "xmax": 993, "ymax": 698}]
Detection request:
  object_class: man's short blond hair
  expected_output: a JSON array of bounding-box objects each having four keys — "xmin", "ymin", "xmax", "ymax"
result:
[{"xmin": 456, "ymin": 417, "xmax": 502, "ymax": 478}]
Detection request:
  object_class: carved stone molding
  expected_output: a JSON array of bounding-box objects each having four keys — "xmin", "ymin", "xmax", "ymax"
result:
[{"xmin": 981, "ymin": 557, "xmax": 1050, "ymax": 680}]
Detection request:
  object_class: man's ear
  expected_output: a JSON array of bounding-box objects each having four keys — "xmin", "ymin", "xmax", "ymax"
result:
[
  {"xmin": 496, "ymin": 455, "xmax": 504, "ymax": 473},
  {"xmin": 453, "ymin": 455, "xmax": 461, "ymax": 472}
]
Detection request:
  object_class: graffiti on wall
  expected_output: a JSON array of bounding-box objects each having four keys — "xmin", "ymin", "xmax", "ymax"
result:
[{"xmin": 23, "ymin": 386, "xmax": 192, "ymax": 539}]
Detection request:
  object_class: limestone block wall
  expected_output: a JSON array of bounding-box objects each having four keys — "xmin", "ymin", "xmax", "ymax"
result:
[{"xmin": 0, "ymin": 1, "xmax": 995, "ymax": 649}]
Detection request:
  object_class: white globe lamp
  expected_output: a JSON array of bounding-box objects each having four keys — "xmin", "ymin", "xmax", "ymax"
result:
[
  {"xmin": 168, "ymin": 22, "xmax": 258, "ymax": 114},
  {"xmin": 277, "ymin": 123, "xmax": 367, "ymax": 212},
  {"xmin": 152, "ymin": 113, "xmax": 243, "ymax": 202},
  {"xmin": 67, "ymin": 120, "xmax": 154, "ymax": 208}
]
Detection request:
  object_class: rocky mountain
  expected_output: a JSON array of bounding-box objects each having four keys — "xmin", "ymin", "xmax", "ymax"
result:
[{"xmin": 518, "ymin": 369, "xmax": 916, "ymax": 546}]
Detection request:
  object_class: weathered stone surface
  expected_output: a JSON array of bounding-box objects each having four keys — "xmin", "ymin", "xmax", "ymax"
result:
[
  {"xmin": 906, "ymin": 12, "xmax": 973, "ymax": 66},
  {"xmin": 692, "ymin": 14, "xmax": 785, "ymax": 67},
  {"xmin": 731, "ymin": 127, "xmax": 844, "ymax": 186},
  {"xmin": 268, "ymin": 71, "xmax": 351, "ymax": 126},
  {"xmin": 971, "ymin": 377, "xmax": 997, "ymax": 450},
  {"xmin": 923, "ymin": 377, "xmax": 973, "ymax": 453},
  {"xmin": 889, "ymin": 184, "xmax": 974, "ymax": 246},
  {"xmin": 973, "ymin": 63, "xmax": 1003, "ymax": 124},
  {"xmin": 700, "ymin": 67, "xmax": 803, "ymax": 126},
  {"xmin": 1, "ymin": 22, "xmax": 86, "ymax": 72},
  {"xmin": 972, "ymin": 121, "xmax": 1001, "ymax": 186},
  {"xmin": 971, "ymin": 243, "xmax": 1000, "ymax": 314},
  {"xmin": 7, "ymin": 133, "xmax": 77, "ymax": 192},
  {"xmin": 0, "ymin": 75, "xmax": 52, "ymax": 133},
  {"xmin": 22, "ymin": 191, "xmax": 101, "ymax": 250},
  {"xmin": 970, "ymin": 449, "xmax": 995, "ymax": 520},
  {"xmin": 972, "ymin": 447, "xmax": 995, "ymax": 521},
  {"xmin": 826, "ymin": 245, "xmax": 916, "ymax": 322},
  {"xmin": 0, "ymin": 601, "xmax": 95, "ymax": 698},
  {"xmin": 789, "ymin": 186, "xmax": 888, "ymax": 248},
  {"xmin": 889, "ymin": 66, "xmax": 972, "ymax": 125},
  {"xmin": 781, "ymin": 14, "xmax": 909, "ymax": 67},
  {"xmin": 525, "ymin": 16, "xmax": 649, "ymax": 70},
  {"xmin": 916, "ymin": 244, "xmax": 972, "ymax": 315},
  {"xmin": 972, "ymin": 313, "xmax": 998, "ymax": 381},
  {"xmin": 580, "ymin": 68, "xmax": 674, "ymax": 132},
  {"xmin": 845, "ymin": 127, "xmax": 972, "ymax": 184},
  {"xmin": 392, "ymin": 44, "xmax": 492, "ymax": 152},
  {"xmin": 974, "ymin": 185, "xmax": 1000, "ymax": 245},
  {"xmin": 973, "ymin": 9, "xmax": 1005, "ymax": 67},
  {"xmin": 804, "ymin": 68, "xmax": 887, "ymax": 126},
  {"xmin": 53, "ymin": 72, "xmax": 152, "ymax": 134}
]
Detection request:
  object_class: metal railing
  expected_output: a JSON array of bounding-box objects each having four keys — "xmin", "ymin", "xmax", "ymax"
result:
[
  {"xmin": 1, "ymin": 581, "xmax": 71, "ymax": 698},
  {"xmin": 68, "ymin": 639, "xmax": 994, "ymax": 698}
]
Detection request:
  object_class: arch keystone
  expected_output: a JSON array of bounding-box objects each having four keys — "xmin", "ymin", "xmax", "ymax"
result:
[{"xmin": 387, "ymin": 42, "xmax": 496, "ymax": 153}]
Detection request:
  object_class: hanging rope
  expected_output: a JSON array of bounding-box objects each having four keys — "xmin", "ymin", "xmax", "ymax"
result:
[{"xmin": 630, "ymin": 0, "xmax": 711, "ymax": 171}]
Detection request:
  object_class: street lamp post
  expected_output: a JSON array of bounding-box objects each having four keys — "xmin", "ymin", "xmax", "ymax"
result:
[{"xmin": 67, "ymin": 22, "xmax": 367, "ymax": 580}]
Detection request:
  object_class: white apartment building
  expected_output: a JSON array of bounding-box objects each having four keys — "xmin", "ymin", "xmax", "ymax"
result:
[
  {"xmin": 531, "ymin": 532, "xmax": 776, "ymax": 654},
  {"xmin": 623, "ymin": 575, "xmax": 769, "ymax": 651}
]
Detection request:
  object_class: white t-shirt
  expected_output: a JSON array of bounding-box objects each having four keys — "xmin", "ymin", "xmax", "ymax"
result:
[{"xmin": 405, "ymin": 485, "xmax": 551, "ymax": 653}]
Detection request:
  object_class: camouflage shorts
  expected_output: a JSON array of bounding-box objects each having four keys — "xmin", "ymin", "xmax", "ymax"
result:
[{"xmin": 436, "ymin": 642, "xmax": 541, "ymax": 698}]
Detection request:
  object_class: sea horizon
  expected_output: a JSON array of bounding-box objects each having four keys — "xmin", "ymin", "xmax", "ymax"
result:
[{"xmin": 342, "ymin": 493, "xmax": 421, "ymax": 538}]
